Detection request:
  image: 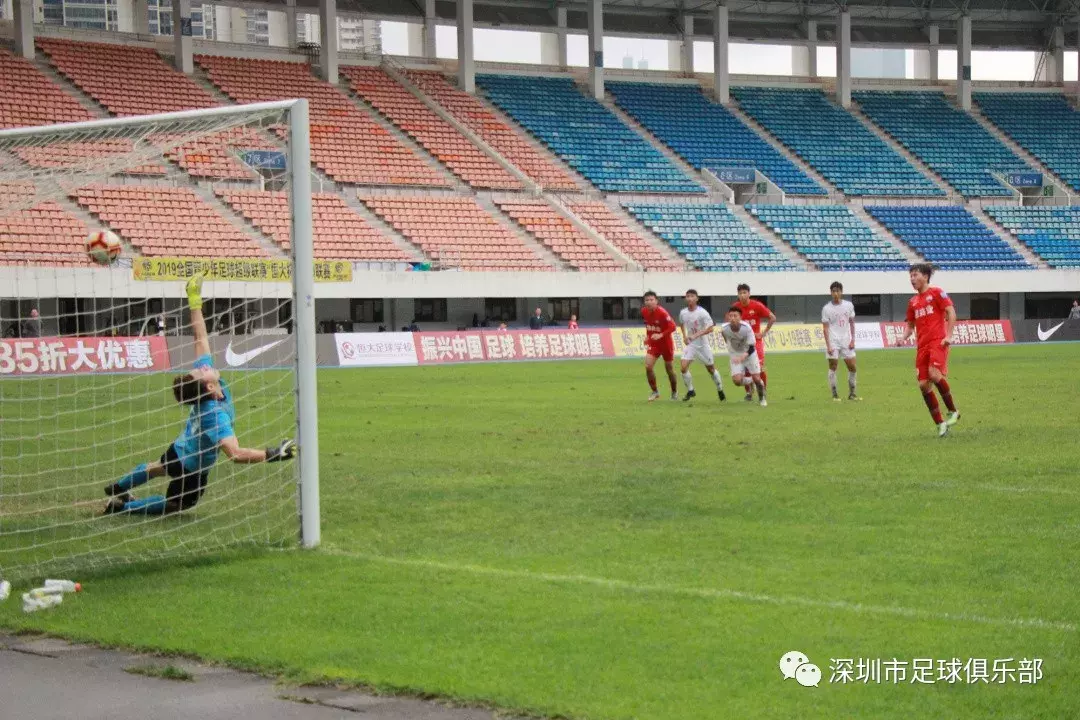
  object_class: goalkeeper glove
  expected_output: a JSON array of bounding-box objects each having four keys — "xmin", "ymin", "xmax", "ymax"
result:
[
  {"xmin": 266, "ymin": 438, "xmax": 296, "ymax": 463},
  {"xmin": 185, "ymin": 272, "xmax": 205, "ymax": 312}
]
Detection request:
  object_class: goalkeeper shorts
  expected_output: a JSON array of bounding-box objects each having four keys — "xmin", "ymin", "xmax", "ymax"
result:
[{"xmin": 161, "ymin": 444, "xmax": 209, "ymax": 511}]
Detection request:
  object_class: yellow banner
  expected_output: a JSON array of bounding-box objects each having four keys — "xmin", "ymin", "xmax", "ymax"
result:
[
  {"xmin": 132, "ymin": 257, "xmax": 352, "ymax": 283},
  {"xmin": 760, "ymin": 323, "xmax": 828, "ymax": 352},
  {"xmin": 609, "ymin": 326, "xmax": 726, "ymax": 359}
]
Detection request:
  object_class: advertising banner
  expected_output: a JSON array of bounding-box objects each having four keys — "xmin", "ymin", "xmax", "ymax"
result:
[
  {"xmin": 336, "ymin": 332, "xmax": 418, "ymax": 367},
  {"xmin": 1011, "ymin": 319, "xmax": 1080, "ymax": 344},
  {"xmin": 0, "ymin": 336, "xmax": 169, "ymax": 376},
  {"xmin": 414, "ymin": 329, "xmax": 614, "ymax": 364},
  {"xmin": 133, "ymin": 257, "xmax": 352, "ymax": 283},
  {"xmin": 880, "ymin": 320, "xmax": 1013, "ymax": 348},
  {"xmin": 609, "ymin": 326, "xmax": 725, "ymax": 359},
  {"xmin": 166, "ymin": 334, "xmax": 339, "ymax": 370}
]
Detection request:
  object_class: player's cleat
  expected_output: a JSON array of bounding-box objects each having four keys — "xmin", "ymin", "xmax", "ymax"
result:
[
  {"xmin": 670, "ymin": 391, "xmax": 679, "ymax": 401},
  {"xmin": 848, "ymin": 392, "xmax": 861, "ymax": 401},
  {"xmin": 938, "ymin": 422, "xmax": 949, "ymax": 438},
  {"xmin": 718, "ymin": 389, "xmax": 726, "ymax": 402},
  {"xmin": 831, "ymin": 391, "xmax": 841, "ymax": 402},
  {"xmin": 102, "ymin": 496, "xmax": 127, "ymax": 515},
  {"xmin": 946, "ymin": 411, "xmax": 960, "ymax": 426},
  {"xmin": 759, "ymin": 398, "xmax": 768, "ymax": 407},
  {"xmin": 743, "ymin": 391, "xmax": 753, "ymax": 402},
  {"xmin": 103, "ymin": 483, "xmax": 131, "ymax": 504},
  {"xmin": 682, "ymin": 389, "xmax": 697, "ymax": 402},
  {"xmin": 647, "ymin": 391, "xmax": 660, "ymax": 402}
]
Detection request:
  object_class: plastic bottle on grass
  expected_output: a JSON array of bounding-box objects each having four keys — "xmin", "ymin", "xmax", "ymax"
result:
[
  {"xmin": 44, "ymin": 579, "xmax": 82, "ymax": 593},
  {"xmin": 0, "ymin": 580, "xmax": 10, "ymax": 601},
  {"xmin": 22, "ymin": 592, "xmax": 62, "ymax": 613}
]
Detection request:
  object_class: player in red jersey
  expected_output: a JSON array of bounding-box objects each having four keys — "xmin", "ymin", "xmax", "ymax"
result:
[
  {"xmin": 641, "ymin": 291, "xmax": 679, "ymax": 401},
  {"xmin": 735, "ymin": 283, "xmax": 776, "ymax": 400},
  {"xmin": 898, "ymin": 263, "xmax": 961, "ymax": 437}
]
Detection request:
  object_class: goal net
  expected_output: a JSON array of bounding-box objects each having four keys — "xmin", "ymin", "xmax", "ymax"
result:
[{"xmin": 0, "ymin": 101, "xmax": 320, "ymax": 583}]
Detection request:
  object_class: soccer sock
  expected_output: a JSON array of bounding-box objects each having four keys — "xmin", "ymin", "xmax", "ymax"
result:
[
  {"xmin": 848, "ymin": 371, "xmax": 857, "ymax": 394},
  {"xmin": 922, "ymin": 389, "xmax": 944, "ymax": 424},
  {"xmin": 711, "ymin": 370, "xmax": 723, "ymax": 389},
  {"xmin": 122, "ymin": 495, "xmax": 167, "ymax": 515},
  {"xmin": 743, "ymin": 376, "xmax": 752, "ymax": 391},
  {"xmin": 669, "ymin": 373, "xmax": 678, "ymax": 393},
  {"xmin": 761, "ymin": 370, "xmax": 768, "ymax": 387},
  {"xmin": 682, "ymin": 371, "xmax": 694, "ymax": 392},
  {"xmin": 935, "ymin": 379, "xmax": 957, "ymax": 413},
  {"xmin": 115, "ymin": 463, "xmax": 149, "ymax": 492},
  {"xmin": 646, "ymin": 369, "xmax": 657, "ymax": 392},
  {"xmin": 828, "ymin": 369, "xmax": 837, "ymax": 393},
  {"xmin": 756, "ymin": 379, "xmax": 766, "ymax": 400}
]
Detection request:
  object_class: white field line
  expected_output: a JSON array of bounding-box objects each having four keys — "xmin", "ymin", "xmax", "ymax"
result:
[{"xmin": 321, "ymin": 546, "xmax": 1076, "ymax": 633}]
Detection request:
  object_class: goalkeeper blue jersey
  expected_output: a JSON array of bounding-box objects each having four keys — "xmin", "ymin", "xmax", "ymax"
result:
[{"xmin": 173, "ymin": 354, "xmax": 235, "ymax": 472}]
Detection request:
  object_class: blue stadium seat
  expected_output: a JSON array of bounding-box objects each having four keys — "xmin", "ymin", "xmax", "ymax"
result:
[
  {"xmin": 853, "ymin": 90, "xmax": 1025, "ymax": 198},
  {"xmin": 973, "ymin": 92, "xmax": 1080, "ymax": 193},
  {"xmin": 984, "ymin": 205, "xmax": 1080, "ymax": 268},
  {"xmin": 475, "ymin": 74, "xmax": 704, "ymax": 194},
  {"xmin": 730, "ymin": 87, "xmax": 943, "ymax": 198},
  {"xmin": 606, "ymin": 81, "xmax": 826, "ymax": 196},
  {"xmin": 865, "ymin": 205, "xmax": 1031, "ymax": 270},
  {"xmin": 622, "ymin": 202, "xmax": 799, "ymax": 272},
  {"xmin": 746, "ymin": 205, "xmax": 908, "ymax": 271}
]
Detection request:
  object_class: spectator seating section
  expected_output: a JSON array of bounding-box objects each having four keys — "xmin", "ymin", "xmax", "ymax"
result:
[
  {"xmin": 974, "ymin": 92, "xmax": 1080, "ymax": 193},
  {"xmin": 623, "ymin": 203, "xmax": 797, "ymax": 271},
  {"xmin": 341, "ymin": 66, "xmax": 521, "ymax": 190},
  {"xmin": 218, "ymin": 189, "xmax": 410, "ymax": 260},
  {"xmin": 732, "ymin": 87, "xmax": 943, "ymax": 197},
  {"xmin": 11, "ymin": 140, "xmax": 167, "ymax": 176},
  {"xmin": 494, "ymin": 198, "xmax": 621, "ymax": 270},
  {"xmin": 747, "ymin": 205, "xmax": 908, "ymax": 271},
  {"xmin": 564, "ymin": 200, "xmax": 683, "ymax": 271},
  {"xmin": 197, "ymin": 55, "xmax": 449, "ymax": 187},
  {"xmin": 984, "ymin": 206, "xmax": 1080, "ymax": 268},
  {"xmin": 360, "ymin": 195, "xmax": 553, "ymax": 271},
  {"xmin": 154, "ymin": 127, "xmax": 278, "ymax": 180},
  {"xmin": 405, "ymin": 70, "xmax": 579, "ymax": 190},
  {"xmin": 864, "ymin": 205, "xmax": 1030, "ymax": 270},
  {"xmin": 476, "ymin": 74, "xmax": 703, "ymax": 194},
  {"xmin": 0, "ymin": 48, "xmax": 94, "ymax": 128},
  {"xmin": 0, "ymin": 183, "xmax": 91, "ymax": 266},
  {"xmin": 607, "ymin": 81, "xmax": 825, "ymax": 196},
  {"xmin": 853, "ymin": 91, "xmax": 1022, "ymax": 197},
  {"xmin": 73, "ymin": 185, "xmax": 267, "ymax": 257}
]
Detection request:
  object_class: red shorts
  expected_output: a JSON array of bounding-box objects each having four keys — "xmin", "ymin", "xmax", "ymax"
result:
[
  {"xmin": 755, "ymin": 340, "xmax": 766, "ymax": 371},
  {"xmin": 915, "ymin": 343, "xmax": 949, "ymax": 382},
  {"xmin": 646, "ymin": 338, "xmax": 675, "ymax": 362}
]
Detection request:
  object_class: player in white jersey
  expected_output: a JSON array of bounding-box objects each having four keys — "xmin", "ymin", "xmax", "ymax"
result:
[
  {"xmin": 821, "ymin": 281, "xmax": 860, "ymax": 402},
  {"xmin": 722, "ymin": 305, "xmax": 766, "ymax": 406},
  {"xmin": 677, "ymin": 289, "xmax": 726, "ymax": 403}
]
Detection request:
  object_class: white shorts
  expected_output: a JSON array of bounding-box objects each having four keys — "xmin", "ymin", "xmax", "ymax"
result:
[
  {"xmin": 825, "ymin": 345, "xmax": 856, "ymax": 361},
  {"xmin": 730, "ymin": 352, "xmax": 761, "ymax": 377},
  {"xmin": 681, "ymin": 342, "xmax": 715, "ymax": 365}
]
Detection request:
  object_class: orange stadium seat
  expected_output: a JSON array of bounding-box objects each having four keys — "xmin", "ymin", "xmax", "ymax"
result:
[
  {"xmin": 361, "ymin": 195, "xmax": 552, "ymax": 271},
  {"xmin": 12, "ymin": 140, "xmax": 167, "ymax": 176},
  {"xmin": 494, "ymin": 198, "xmax": 621, "ymax": 271},
  {"xmin": 565, "ymin": 200, "xmax": 683, "ymax": 271},
  {"xmin": 152, "ymin": 127, "xmax": 278, "ymax": 181},
  {"xmin": 0, "ymin": 48, "xmax": 95, "ymax": 129},
  {"xmin": 0, "ymin": 183, "xmax": 92, "ymax": 266}
]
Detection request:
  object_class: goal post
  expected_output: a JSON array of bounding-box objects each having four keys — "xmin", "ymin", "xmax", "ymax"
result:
[{"xmin": 0, "ymin": 99, "xmax": 320, "ymax": 582}]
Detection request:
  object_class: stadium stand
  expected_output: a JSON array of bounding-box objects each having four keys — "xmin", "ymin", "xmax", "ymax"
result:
[
  {"xmin": 731, "ymin": 87, "xmax": 943, "ymax": 197},
  {"xmin": 218, "ymin": 189, "xmax": 410, "ymax": 261},
  {"xmin": 360, "ymin": 195, "xmax": 554, "ymax": 270},
  {"xmin": 404, "ymin": 70, "xmax": 579, "ymax": 190},
  {"xmin": 747, "ymin": 205, "xmax": 908, "ymax": 271},
  {"xmin": 196, "ymin": 54, "xmax": 450, "ymax": 187},
  {"xmin": 476, "ymin": 74, "xmax": 704, "ymax": 194},
  {"xmin": 984, "ymin": 205, "xmax": 1080, "ymax": 268},
  {"xmin": 607, "ymin": 81, "xmax": 825, "ymax": 196},
  {"xmin": 73, "ymin": 185, "xmax": 267, "ymax": 257},
  {"xmin": 11, "ymin": 140, "xmax": 167, "ymax": 176},
  {"xmin": 623, "ymin": 203, "xmax": 797, "ymax": 271},
  {"xmin": 0, "ymin": 47, "xmax": 94, "ymax": 128},
  {"xmin": 973, "ymin": 92, "xmax": 1080, "ymax": 193},
  {"xmin": 341, "ymin": 66, "xmax": 521, "ymax": 190},
  {"xmin": 0, "ymin": 183, "xmax": 90, "ymax": 266},
  {"xmin": 563, "ymin": 200, "xmax": 683, "ymax": 271},
  {"xmin": 865, "ymin": 205, "xmax": 1030, "ymax": 270},
  {"xmin": 852, "ymin": 91, "xmax": 1022, "ymax": 197},
  {"xmin": 494, "ymin": 198, "xmax": 621, "ymax": 270},
  {"xmin": 155, "ymin": 127, "xmax": 278, "ymax": 180}
]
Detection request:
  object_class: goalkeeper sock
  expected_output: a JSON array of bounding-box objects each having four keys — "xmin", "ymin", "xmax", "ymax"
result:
[
  {"xmin": 122, "ymin": 496, "xmax": 168, "ymax": 515},
  {"xmin": 115, "ymin": 463, "xmax": 149, "ymax": 493}
]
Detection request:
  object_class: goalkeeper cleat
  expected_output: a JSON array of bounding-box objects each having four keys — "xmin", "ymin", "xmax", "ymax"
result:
[
  {"xmin": 185, "ymin": 272, "xmax": 205, "ymax": 311},
  {"xmin": 104, "ymin": 483, "xmax": 131, "ymax": 504},
  {"xmin": 946, "ymin": 411, "xmax": 960, "ymax": 427},
  {"xmin": 647, "ymin": 391, "xmax": 660, "ymax": 402},
  {"xmin": 102, "ymin": 496, "xmax": 128, "ymax": 515}
]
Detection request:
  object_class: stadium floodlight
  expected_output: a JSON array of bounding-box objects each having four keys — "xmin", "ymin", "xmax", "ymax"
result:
[{"xmin": 0, "ymin": 100, "xmax": 320, "ymax": 582}]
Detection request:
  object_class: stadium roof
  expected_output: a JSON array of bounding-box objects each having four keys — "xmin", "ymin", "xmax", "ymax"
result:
[{"xmin": 283, "ymin": 0, "xmax": 1080, "ymax": 51}]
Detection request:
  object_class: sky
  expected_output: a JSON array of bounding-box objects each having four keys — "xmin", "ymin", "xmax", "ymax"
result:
[{"xmin": 380, "ymin": 21, "xmax": 1078, "ymax": 82}]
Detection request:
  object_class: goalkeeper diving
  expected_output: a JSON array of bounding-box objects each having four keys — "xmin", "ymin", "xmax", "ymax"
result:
[{"xmin": 104, "ymin": 274, "xmax": 296, "ymax": 515}]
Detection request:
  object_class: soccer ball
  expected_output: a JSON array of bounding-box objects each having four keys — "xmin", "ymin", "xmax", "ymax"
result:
[{"xmin": 86, "ymin": 230, "xmax": 122, "ymax": 265}]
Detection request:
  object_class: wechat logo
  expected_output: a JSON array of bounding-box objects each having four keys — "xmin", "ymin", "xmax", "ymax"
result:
[{"xmin": 779, "ymin": 650, "xmax": 821, "ymax": 688}]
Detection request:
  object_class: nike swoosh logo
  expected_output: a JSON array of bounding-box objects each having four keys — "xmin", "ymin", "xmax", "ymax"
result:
[
  {"xmin": 1037, "ymin": 322, "xmax": 1065, "ymax": 342},
  {"xmin": 225, "ymin": 338, "xmax": 287, "ymax": 367}
]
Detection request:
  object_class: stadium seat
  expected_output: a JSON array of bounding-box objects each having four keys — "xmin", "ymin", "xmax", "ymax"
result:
[
  {"xmin": 475, "ymin": 74, "xmax": 704, "ymax": 194},
  {"xmin": 0, "ymin": 48, "xmax": 94, "ymax": 129},
  {"xmin": 984, "ymin": 205, "xmax": 1080, "ymax": 268},
  {"xmin": 494, "ymin": 198, "xmax": 621, "ymax": 271},
  {"xmin": 405, "ymin": 70, "xmax": 579, "ymax": 191},
  {"xmin": 974, "ymin": 92, "xmax": 1080, "ymax": 193},
  {"xmin": 11, "ymin": 140, "xmax": 167, "ymax": 176},
  {"xmin": 864, "ymin": 205, "xmax": 1031, "ymax": 270},
  {"xmin": 607, "ymin": 81, "xmax": 826, "ymax": 196},
  {"xmin": 747, "ymin": 205, "xmax": 908, "ymax": 271},
  {"xmin": 341, "ymin": 66, "xmax": 521, "ymax": 190},
  {"xmin": 360, "ymin": 195, "xmax": 554, "ymax": 271},
  {"xmin": 73, "ymin": 185, "xmax": 268, "ymax": 258},
  {"xmin": 196, "ymin": 55, "xmax": 450, "ymax": 187},
  {"xmin": 853, "ymin": 90, "xmax": 1024, "ymax": 197},
  {"xmin": 622, "ymin": 202, "xmax": 798, "ymax": 271},
  {"xmin": 563, "ymin": 201, "xmax": 683, "ymax": 271},
  {"xmin": 0, "ymin": 183, "xmax": 92, "ymax": 266},
  {"xmin": 731, "ymin": 87, "xmax": 943, "ymax": 197},
  {"xmin": 217, "ymin": 189, "xmax": 409, "ymax": 261},
  {"xmin": 152, "ymin": 127, "xmax": 279, "ymax": 180}
]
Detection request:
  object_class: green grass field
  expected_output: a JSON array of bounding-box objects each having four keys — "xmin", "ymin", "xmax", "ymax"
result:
[{"xmin": 2, "ymin": 344, "xmax": 1079, "ymax": 719}]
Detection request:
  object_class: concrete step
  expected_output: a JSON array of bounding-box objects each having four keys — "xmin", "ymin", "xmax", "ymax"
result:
[
  {"xmin": 730, "ymin": 205, "xmax": 816, "ymax": 270},
  {"xmin": 33, "ymin": 54, "xmax": 108, "ymax": 117},
  {"xmin": 475, "ymin": 194, "xmax": 566, "ymax": 270},
  {"xmin": 345, "ymin": 191, "xmax": 429, "ymax": 263},
  {"xmin": 848, "ymin": 104, "xmax": 959, "ymax": 200},
  {"xmin": 848, "ymin": 205, "xmax": 924, "ymax": 263},
  {"xmin": 967, "ymin": 205, "xmax": 1049, "ymax": 269},
  {"xmin": 968, "ymin": 106, "xmax": 1076, "ymax": 202},
  {"xmin": 600, "ymin": 198, "xmax": 691, "ymax": 270},
  {"xmin": 190, "ymin": 67, "xmax": 241, "ymax": 106}
]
